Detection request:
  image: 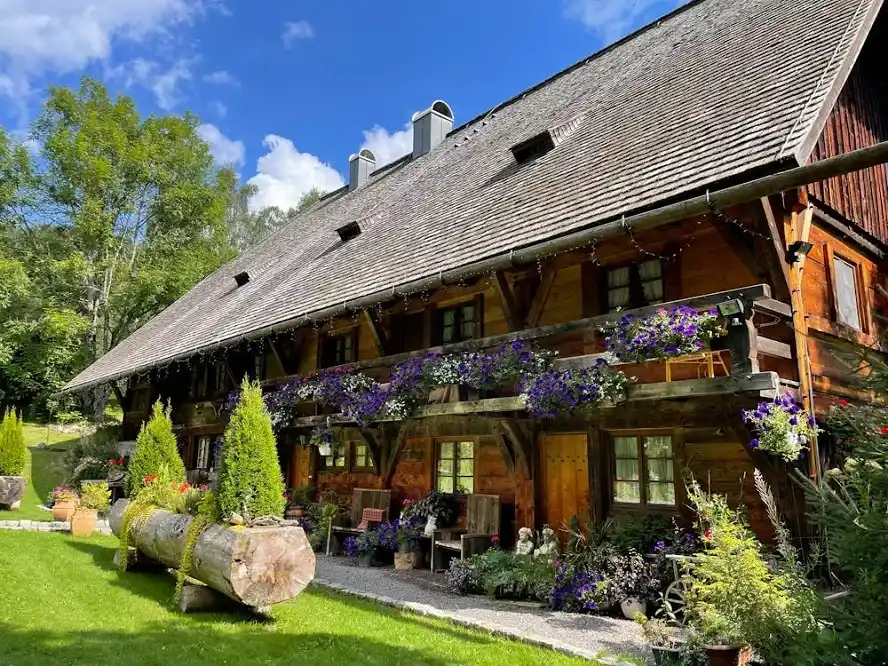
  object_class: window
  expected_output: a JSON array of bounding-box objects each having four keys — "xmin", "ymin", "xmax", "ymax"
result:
[
  {"xmin": 606, "ymin": 260, "xmax": 664, "ymax": 311},
  {"xmin": 511, "ymin": 131, "xmax": 556, "ymax": 164},
  {"xmin": 212, "ymin": 363, "xmax": 228, "ymax": 395},
  {"xmin": 353, "ymin": 442, "xmax": 374, "ymax": 470},
  {"xmin": 322, "ymin": 332, "xmax": 355, "ymax": 367},
  {"xmin": 434, "ymin": 301, "xmax": 480, "ymax": 345},
  {"xmin": 612, "ymin": 434, "xmax": 675, "ymax": 506},
  {"xmin": 196, "ymin": 436, "xmax": 211, "ymax": 470},
  {"xmin": 322, "ymin": 441, "xmax": 347, "ymax": 470},
  {"xmin": 436, "ymin": 440, "xmax": 474, "ymax": 494},
  {"xmin": 833, "ymin": 256, "xmax": 862, "ymax": 331}
]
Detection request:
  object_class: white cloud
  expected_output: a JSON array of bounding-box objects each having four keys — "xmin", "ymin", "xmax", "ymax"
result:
[
  {"xmin": 106, "ymin": 57, "xmax": 192, "ymax": 110},
  {"xmin": 197, "ymin": 123, "xmax": 245, "ymax": 167},
  {"xmin": 209, "ymin": 100, "xmax": 228, "ymax": 118},
  {"xmin": 247, "ymin": 135, "xmax": 343, "ymax": 211},
  {"xmin": 563, "ymin": 0, "xmax": 682, "ymax": 43},
  {"xmin": 282, "ymin": 20, "xmax": 314, "ymax": 47},
  {"xmin": 203, "ymin": 69, "xmax": 238, "ymax": 86},
  {"xmin": 360, "ymin": 121, "xmax": 413, "ymax": 167},
  {"xmin": 0, "ymin": 0, "xmax": 209, "ymax": 74}
]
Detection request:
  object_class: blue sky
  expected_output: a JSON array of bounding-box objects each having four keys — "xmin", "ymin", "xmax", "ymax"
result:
[{"xmin": 0, "ymin": 0, "xmax": 682, "ymax": 210}]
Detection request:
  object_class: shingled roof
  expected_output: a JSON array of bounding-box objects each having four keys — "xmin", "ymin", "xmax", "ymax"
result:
[{"xmin": 63, "ymin": 0, "xmax": 883, "ymax": 393}]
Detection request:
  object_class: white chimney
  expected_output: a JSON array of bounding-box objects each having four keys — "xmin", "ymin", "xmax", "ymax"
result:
[
  {"xmin": 348, "ymin": 149, "xmax": 376, "ymax": 190},
  {"xmin": 412, "ymin": 100, "xmax": 454, "ymax": 159}
]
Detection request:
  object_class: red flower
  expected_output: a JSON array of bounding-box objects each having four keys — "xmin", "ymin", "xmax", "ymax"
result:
[
  {"xmin": 402, "ymin": 498, "xmax": 415, "ymax": 507},
  {"xmin": 879, "ymin": 427, "xmax": 888, "ymax": 435},
  {"xmin": 490, "ymin": 535, "xmax": 500, "ymax": 545},
  {"xmin": 178, "ymin": 482, "xmax": 191, "ymax": 493},
  {"xmin": 144, "ymin": 475, "xmax": 157, "ymax": 484},
  {"xmin": 839, "ymin": 399, "xmax": 849, "ymax": 407},
  {"xmin": 199, "ymin": 484, "xmax": 208, "ymax": 491},
  {"xmin": 118, "ymin": 458, "xmax": 126, "ymax": 466},
  {"xmin": 704, "ymin": 528, "xmax": 712, "ymax": 540},
  {"xmin": 107, "ymin": 459, "xmax": 115, "ymax": 466}
]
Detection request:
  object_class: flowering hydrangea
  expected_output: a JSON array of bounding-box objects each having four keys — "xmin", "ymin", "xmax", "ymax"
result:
[
  {"xmin": 605, "ymin": 306, "xmax": 725, "ymax": 364},
  {"xmin": 519, "ymin": 359, "xmax": 628, "ymax": 418},
  {"xmin": 743, "ymin": 391, "xmax": 819, "ymax": 462}
]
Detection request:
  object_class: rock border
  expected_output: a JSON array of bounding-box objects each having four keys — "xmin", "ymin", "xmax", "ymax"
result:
[
  {"xmin": 311, "ymin": 578, "xmax": 639, "ymax": 666},
  {"xmin": 0, "ymin": 519, "xmax": 111, "ymax": 534}
]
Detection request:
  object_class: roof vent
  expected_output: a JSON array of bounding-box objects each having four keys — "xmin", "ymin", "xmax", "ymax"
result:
[
  {"xmin": 412, "ymin": 100, "xmax": 454, "ymax": 159},
  {"xmin": 336, "ymin": 221, "xmax": 362, "ymax": 242},
  {"xmin": 234, "ymin": 271, "xmax": 251, "ymax": 287},
  {"xmin": 511, "ymin": 131, "xmax": 556, "ymax": 164},
  {"xmin": 348, "ymin": 149, "xmax": 376, "ymax": 190}
]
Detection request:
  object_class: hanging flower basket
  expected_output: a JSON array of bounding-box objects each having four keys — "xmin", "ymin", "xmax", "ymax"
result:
[
  {"xmin": 605, "ymin": 306, "xmax": 725, "ymax": 364},
  {"xmin": 742, "ymin": 391, "xmax": 819, "ymax": 462},
  {"xmin": 519, "ymin": 359, "xmax": 628, "ymax": 418}
]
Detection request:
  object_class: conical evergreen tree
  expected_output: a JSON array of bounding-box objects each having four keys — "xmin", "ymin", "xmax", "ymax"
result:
[
  {"xmin": 125, "ymin": 401, "xmax": 186, "ymax": 497},
  {"xmin": 218, "ymin": 379, "xmax": 285, "ymax": 520},
  {"xmin": 0, "ymin": 409, "xmax": 26, "ymax": 476}
]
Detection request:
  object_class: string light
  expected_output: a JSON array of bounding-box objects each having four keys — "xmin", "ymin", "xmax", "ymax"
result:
[{"xmin": 620, "ymin": 215, "xmax": 696, "ymax": 262}]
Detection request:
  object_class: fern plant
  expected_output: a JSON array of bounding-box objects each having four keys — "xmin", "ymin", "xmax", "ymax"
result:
[
  {"xmin": 125, "ymin": 401, "xmax": 185, "ymax": 498},
  {"xmin": 0, "ymin": 408, "xmax": 26, "ymax": 476},
  {"xmin": 217, "ymin": 379, "xmax": 286, "ymax": 521}
]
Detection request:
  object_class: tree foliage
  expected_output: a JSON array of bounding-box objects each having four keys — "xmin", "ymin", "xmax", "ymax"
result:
[
  {"xmin": 217, "ymin": 379, "xmax": 285, "ymax": 520},
  {"xmin": 125, "ymin": 401, "xmax": 185, "ymax": 497},
  {"xmin": 0, "ymin": 408, "xmax": 25, "ymax": 476}
]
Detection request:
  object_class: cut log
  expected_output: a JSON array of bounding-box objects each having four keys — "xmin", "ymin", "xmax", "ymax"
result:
[{"xmin": 109, "ymin": 500, "xmax": 315, "ymax": 608}]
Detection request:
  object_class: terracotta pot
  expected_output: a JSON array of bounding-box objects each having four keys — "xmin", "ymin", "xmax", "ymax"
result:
[
  {"xmin": 704, "ymin": 644, "xmax": 753, "ymax": 666},
  {"xmin": 394, "ymin": 551, "xmax": 418, "ymax": 570},
  {"xmin": 71, "ymin": 508, "xmax": 98, "ymax": 538},
  {"xmin": 52, "ymin": 499, "xmax": 78, "ymax": 522},
  {"xmin": 285, "ymin": 507, "xmax": 305, "ymax": 519}
]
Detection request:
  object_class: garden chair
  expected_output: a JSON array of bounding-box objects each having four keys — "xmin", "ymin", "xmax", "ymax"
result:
[
  {"xmin": 327, "ymin": 488, "xmax": 391, "ymax": 556},
  {"xmin": 432, "ymin": 494, "xmax": 500, "ymax": 572}
]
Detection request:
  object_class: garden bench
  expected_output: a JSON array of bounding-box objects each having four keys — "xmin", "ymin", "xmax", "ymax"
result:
[
  {"xmin": 432, "ymin": 494, "xmax": 500, "ymax": 572},
  {"xmin": 326, "ymin": 488, "xmax": 391, "ymax": 555}
]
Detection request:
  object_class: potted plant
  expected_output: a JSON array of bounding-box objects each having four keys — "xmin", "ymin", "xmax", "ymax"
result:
[
  {"xmin": 605, "ymin": 306, "xmax": 725, "ymax": 364},
  {"xmin": 743, "ymin": 391, "xmax": 819, "ymax": 462},
  {"xmin": 51, "ymin": 486, "xmax": 80, "ymax": 521},
  {"xmin": 413, "ymin": 490, "xmax": 455, "ymax": 536},
  {"xmin": 285, "ymin": 484, "xmax": 316, "ymax": 519},
  {"xmin": 345, "ymin": 531, "xmax": 379, "ymax": 567},
  {"xmin": 634, "ymin": 614, "xmax": 682, "ymax": 666},
  {"xmin": 0, "ymin": 408, "xmax": 27, "ymax": 510},
  {"xmin": 612, "ymin": 551, "xmax": 661, "ymax": 619},
  {"xmin": 310, "ymin": 425, "xmax": 334, "ymax": 457},
  {"xmin": 72, "ymin": 482, "xmax": 110, "ymax": 538},
  {"xmin": 394, "ymin": 515, "xmax": 426, "ymax": 570}
]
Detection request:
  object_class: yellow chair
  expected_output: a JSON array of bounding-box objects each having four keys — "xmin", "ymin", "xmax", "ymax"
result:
[{"xmin": 665, "ymin": 350, "xmax": 728, "ymax": 382}]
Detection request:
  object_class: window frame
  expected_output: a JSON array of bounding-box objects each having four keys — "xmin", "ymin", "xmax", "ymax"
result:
[
  {"xmin": 434, "ymin": 438, "xmax": 476, "ymax": 495},
  {"xmin": 321, "ymin": 329, "xmax": 358, "ymax": 368},
  {"xmin": 321, "ymin": 440, "xmax": 348, "ymax": 471},
  {"xmin": 432, "ymin": 297, "xmax": 483, "ymax": 345},
  {"xmin": 196, "ymin": 436, "xmax": 211, "ymax": 470},
  {"xmin": 607, "ymin": 431, "xmax": 679, "ymax": 510},
  {"xmin": 603, "ymin": 259, "xmax": 664, "ymax": 312},
  {"xmin": 352, "ymin": 441, "xmax": 375, "ymax": 471},
  {"xmin": 827, "ymin": 247, "xmax": 868, "ymax": 334}
]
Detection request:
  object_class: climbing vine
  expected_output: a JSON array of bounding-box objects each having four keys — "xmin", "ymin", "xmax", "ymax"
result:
[
  {"xmin": 175, "ymin": 492, "xmax": 220, "ymax": 602},
  {"xmin": 117, "ymin": 496, "xmax": 155, "ymax": 570}
]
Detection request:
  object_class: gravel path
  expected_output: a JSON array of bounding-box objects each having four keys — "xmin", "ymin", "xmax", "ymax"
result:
[{"xmin": 314, "ymin": 556, "xmax": 646, "ymax": 664}]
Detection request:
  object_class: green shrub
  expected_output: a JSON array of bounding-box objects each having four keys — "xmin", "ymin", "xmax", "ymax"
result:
[
  {"xmin": 64, "ymin": 424, "xmax": 120, "ymax": 485},
  {"xmin": 217, "ymin": 379, "xmax": 285, "ymax": 521},
  {"xmin": 608, "ymin": 512, "xmax": 672, "ymax": 554},
  {"xmin": 125, "ymin": 402, "xmax": 185, "ymax": 498},
  {"xmin": 0, "ymin": 408, "xmax": 26, "ymax": 476},
  {"xmin": 444, "ymin": 549, "xmax": 556, "ymax": 602},
  {"xmin": 80, "ymin": 481, "xmax": 111, "ymax": 511}
]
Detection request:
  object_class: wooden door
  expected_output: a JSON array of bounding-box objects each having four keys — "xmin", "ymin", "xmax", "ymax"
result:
[{"xmin": 541, "ymin": 433, "xmax": 590, "ymax": 538}]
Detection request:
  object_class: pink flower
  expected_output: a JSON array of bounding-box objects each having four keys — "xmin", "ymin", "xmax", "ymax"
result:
[
  {"xmin": 199, "ymin": 484, "xmax": 208, "ymax": 491},
  {"xmin": 490, "ymin": 535, "xmax": 500, "ymax": 546}
]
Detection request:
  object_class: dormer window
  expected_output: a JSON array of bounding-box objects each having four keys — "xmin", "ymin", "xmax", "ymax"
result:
[
  {"xmin": 336, "ymin": 221, "xmax": 362, "ymax": 243},
  {"xmin": 234, "ymin": 271, "xmax": 251, "ymax": 287},
  {"xmin": 510, "ymin": 131, "xmax": 556, "ymax": 164}
]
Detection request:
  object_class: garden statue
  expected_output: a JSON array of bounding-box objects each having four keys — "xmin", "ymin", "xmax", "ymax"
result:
[
  {"xmin": 515, "ymin": 527, "xmax": 534, "ymax": 555},
  {"xmin": 534, "ymin": 526, "xmax": 559, "ymax": 560}
]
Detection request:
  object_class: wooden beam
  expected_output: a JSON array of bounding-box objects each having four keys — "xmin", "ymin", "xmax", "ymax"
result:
[
  {"xmin": 753, "ymin": 298, "xmax": 792, "ymax": 318},
  {"xmin": 711, "ymin": 214, "xmax": 760, "ymax": 281},
  {"xmin": 288, "ymin": 373, "xmax": 781, "ymax": 427},
  {"xmin": 362, "ymin": 310, "xmax": 388, "ymax": 357},
  {"xmin": 382, "ymin": 424, "xmax": 408, "ymax": 486},
  {"xmin": 493, "ymin": 271, "xmax": 522, "ymax": 332},
  {"xmin": 492, "ymin": 426, "xmax": 517, "ymax": 474},
  {"xmin": 759, "ymin": 196, "xmax": 792, "ymax": 301},
  {"xmin": 756, "ymin": 337, "xmax": 792, "ymax": 359},
  {"xmin": 498, "ymin": 418, "xmax": 532, "ymax": 479},
  {"xmin": 526, "ymin": 263, "xmax": 558, "ymax": 328},
  {"xmin": 267, "ymin": 339, "xmax": 289, "ymax": 376}
]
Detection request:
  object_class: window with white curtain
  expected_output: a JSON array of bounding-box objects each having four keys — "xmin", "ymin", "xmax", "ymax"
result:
[
  {"xmin": 833, "ymin": 256, "xmax": 862, "ymax": 331},
  {"xmin": 606, "ymin": 260, "xmax": 664, "ymax": 311},
  {"xmin": 612, "ymin": 434, "xmax": 675, "ymax": 506}
]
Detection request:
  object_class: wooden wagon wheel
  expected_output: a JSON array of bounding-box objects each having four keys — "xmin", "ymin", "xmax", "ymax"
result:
[{"xmin": 663, "ymin": 578, "xmax": 692, "ymax": 624}]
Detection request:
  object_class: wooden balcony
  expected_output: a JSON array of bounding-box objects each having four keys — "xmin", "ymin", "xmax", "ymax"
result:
[{"xmin": 286, "ymin": 283, "xmax": 793, "ymax": 428}]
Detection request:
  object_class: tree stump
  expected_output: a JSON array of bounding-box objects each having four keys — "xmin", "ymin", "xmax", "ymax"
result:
[
  {"xmin": 109, "ymin": 500, "xmax": 315, "ymax": 608},
  {"xmin": 0, "ymin": 476, "xmax": 27, "ymax": 510}
]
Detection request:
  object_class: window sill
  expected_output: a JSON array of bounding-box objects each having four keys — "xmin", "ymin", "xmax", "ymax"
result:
[{"xmin": 808, "ymin": 316, "xmax": 878, "ymax": 348}]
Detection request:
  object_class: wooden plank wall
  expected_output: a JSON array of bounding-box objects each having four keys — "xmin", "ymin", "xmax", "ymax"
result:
[{"xmin": 807, "ymin": 15, "xmax": 888, "ymax": 243}]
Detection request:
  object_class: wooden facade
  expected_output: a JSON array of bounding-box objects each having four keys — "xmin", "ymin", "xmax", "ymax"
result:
[{"xmin": 117, "ymin": 54, "xmax": 888, "ymax": 547}]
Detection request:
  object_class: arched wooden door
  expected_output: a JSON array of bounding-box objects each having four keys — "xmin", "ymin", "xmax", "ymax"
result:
[{"xmin": 540, "ymin": 433, "xmax": 591, "ymax": 540}]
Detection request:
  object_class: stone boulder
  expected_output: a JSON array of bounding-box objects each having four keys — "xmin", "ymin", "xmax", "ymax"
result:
[{"xmin": 0, "ymin": 476, "xmax": 27, "ymax": 510}]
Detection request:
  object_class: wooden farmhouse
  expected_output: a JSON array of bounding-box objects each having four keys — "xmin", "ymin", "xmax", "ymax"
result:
[{"xmin": 63, "ymin": 0, "xmax": 888, "ymax": 545}]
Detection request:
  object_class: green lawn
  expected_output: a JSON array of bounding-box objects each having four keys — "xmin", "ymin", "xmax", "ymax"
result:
[
  {"xmin": 0, "ymin": 424, "xmax": 77, "ymax": 521},
  {"xmin": 0, "ymin": 532, "xmax": 599, "ymax": 666}
]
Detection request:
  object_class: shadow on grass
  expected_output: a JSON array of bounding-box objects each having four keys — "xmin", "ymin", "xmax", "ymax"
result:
[{"xmin": 0, "ymin": 622, "xmax": 456, "ymax": 666}]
